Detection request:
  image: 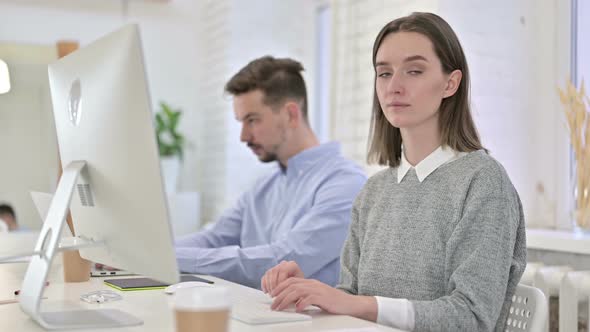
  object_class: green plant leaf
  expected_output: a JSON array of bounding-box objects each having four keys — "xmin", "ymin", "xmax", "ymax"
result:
[{"xmin": 154, "ymin": 101, "xmax": 186, "ymax": 160}]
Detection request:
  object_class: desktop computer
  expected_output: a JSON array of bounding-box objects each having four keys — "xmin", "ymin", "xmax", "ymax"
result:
[{"xmin": 18, "ymin": 24, "xmax": 179, "ymax": 329}]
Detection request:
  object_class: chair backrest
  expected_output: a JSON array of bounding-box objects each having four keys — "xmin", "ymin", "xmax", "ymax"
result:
[{"xmin": 506, "ymin": 284, "xmax": 548, "ymax": 332}]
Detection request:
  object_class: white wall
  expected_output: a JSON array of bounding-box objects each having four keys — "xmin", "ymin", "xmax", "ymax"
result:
[
  {"xmin": 577, "ymin": 0, "xmax": 590, "ymax": 85},
  {"xmin": 0, "ymin": 0, "xmax": 574, "ymax": 230},
  {"xmin": 0, "ymin": 0, "xmax": 320, "ymax": 227},
  {"xmin": 330, "ymin": 0, "xmax": 571, "ymax": 229},
  {"xmin": 440, "ymin": 0, "xmax": 571, "ymax": 229},
  {"xmin": 0, "ymin": 0, "xmax": 203, "ymax": 229},
  {"xmin": 0, "ymin": 0, "xmax": 201, "ymax": 189},
  {"xmin": 330, "ymin": 0, "xmax": 439, "ymax": 175},
  {"xmin": 195, "ymin": 0, "xmax": 318, "ymax": 222},
  {"xmin": 0, "ymin": 43, "xmax": 58, "ymax": 229}
]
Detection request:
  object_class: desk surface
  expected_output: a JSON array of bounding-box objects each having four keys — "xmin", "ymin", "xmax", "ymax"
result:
[{"xmin": 0, "ymin": 260, "xmax": 402, "ymax": 332}]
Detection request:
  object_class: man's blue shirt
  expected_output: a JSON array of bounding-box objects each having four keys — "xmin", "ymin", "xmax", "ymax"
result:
[{"xmin": 175, "ymin": 142, "xmax": 367, "ymax": 289}]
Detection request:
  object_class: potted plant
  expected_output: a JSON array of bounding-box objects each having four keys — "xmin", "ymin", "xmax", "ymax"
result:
[
  {"xmin": 558, "ymin": 80, "xmax": 590, "ymax": 232},
  {"xmin": 155, "ymin": 101, "xmax": 186, "ymax": 193}
]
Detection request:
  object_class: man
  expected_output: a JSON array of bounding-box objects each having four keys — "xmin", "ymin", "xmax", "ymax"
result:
[
  {"xmin": 0, "ymin": 203, "xmax": 18, "ymax": 231},
  {"xmin": 175, "ymin": 56, "xmax": 366, "ymax": 289}
]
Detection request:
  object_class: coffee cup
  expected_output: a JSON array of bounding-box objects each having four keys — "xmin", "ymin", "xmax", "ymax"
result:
[{"xmin": 173, "ymin": 286, "xmax": 231, "ymax": 332}]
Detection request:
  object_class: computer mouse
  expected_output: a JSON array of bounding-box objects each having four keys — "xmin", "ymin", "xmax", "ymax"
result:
[{"xmin": 164, "ymin": 281, "xmax": 211, "ymax": 294}]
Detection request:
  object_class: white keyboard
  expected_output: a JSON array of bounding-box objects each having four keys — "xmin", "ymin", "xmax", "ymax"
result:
[{"xmin": 230, "ymin": 287, "xmax": 315, "ymax": 325}]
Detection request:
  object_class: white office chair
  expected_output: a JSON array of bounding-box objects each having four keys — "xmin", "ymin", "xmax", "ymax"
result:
[{"xmin": 506, "ymin": 284, "xmax": 548, "ymax": 332}]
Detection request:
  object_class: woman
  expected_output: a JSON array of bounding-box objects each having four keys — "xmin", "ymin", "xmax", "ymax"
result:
[{"xmin": 260, "ymin": 12, "xmax": 526, "ymax": 331}]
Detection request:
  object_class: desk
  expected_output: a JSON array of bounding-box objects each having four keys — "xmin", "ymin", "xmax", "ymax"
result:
[{"xmin": 0, "ymin": 262, "xmax": 402, "ymax": 332}]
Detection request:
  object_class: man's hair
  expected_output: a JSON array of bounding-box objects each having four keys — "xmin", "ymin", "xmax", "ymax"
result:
[
  {"xmin": 0, "ymin": 203, "xmax": 16, "ymax": 219},
  {"xmin": 225, "ymin": 56, "xmax": 308, "ymax": 121}
]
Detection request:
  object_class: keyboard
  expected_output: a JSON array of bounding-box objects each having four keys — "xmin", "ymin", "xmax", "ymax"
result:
[{"xmin": 230, "ymin": 286, "xmax": 316, "ymax": 325}]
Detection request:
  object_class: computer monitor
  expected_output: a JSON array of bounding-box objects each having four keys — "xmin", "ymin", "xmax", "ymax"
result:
[{"xmin": 18, "ymin": 24, "xmax": 179, "ymax": 329}]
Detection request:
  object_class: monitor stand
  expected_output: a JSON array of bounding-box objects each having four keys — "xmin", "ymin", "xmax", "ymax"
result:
[{"xmin": 18, "ymin": 161, "xmax": 143, "ymax": 330}]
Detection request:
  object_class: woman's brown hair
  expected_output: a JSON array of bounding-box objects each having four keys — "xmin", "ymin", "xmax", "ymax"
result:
[{"xmin": 367, "ymin": 12, "xmax": 485, "ymax": 167}]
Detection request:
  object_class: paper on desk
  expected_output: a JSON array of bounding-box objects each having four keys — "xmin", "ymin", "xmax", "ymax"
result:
[
  {"xmin": 30, "ymin": 191, "xmax": 72, "ymax": 237},
  {"xmin": 30, "ymin": 191, "xmax": 52, "ymax": 220},
  {"xmin": 0, "ymin": 231, "xmax": 40, "ymax": 263}
]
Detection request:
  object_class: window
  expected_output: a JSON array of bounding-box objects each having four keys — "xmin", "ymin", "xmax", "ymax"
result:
[
  {"xmin": 573, "ymin": 0, "xmax": 590, "ymax": 86},
  {"xmin": 570, "ymin": 0, "xmax": 590, "ymax": 230},
  {"xmin": 313, "ymin": 3, "xmax": 331, "ymax": 143}
]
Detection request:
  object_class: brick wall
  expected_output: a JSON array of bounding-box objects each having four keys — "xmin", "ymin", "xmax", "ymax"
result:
[
  {"xmin": 330, "ymin": 0, "xmax": 570, "ymax": 226},
  {"xmin": 194, "ymin": 0, "xmax": 316, "ymax": 223}
]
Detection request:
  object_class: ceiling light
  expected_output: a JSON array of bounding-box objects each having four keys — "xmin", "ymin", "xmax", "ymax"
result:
[{"xmin": 0, "ymin": 59, "xmax": 10, "ymax": 94}]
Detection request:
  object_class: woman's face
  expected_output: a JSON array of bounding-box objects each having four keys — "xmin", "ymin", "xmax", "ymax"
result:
[{"xmin": 375, "ymin": 31, "xmax": 459, "ymax": 130}]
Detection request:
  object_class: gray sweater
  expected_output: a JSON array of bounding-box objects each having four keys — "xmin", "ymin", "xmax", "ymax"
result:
[{"xmin": 337, "ymin": 150, "xmax": 526, "ymax": 331}]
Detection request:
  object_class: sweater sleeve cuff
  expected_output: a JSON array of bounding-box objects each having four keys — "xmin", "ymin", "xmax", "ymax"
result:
[{"xmin": 375, "ymin": 296, "xmax": 415, "ymax": 331}]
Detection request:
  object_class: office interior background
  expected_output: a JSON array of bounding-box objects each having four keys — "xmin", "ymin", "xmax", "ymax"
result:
[{"xmin": 0, "ymin": 0, "xmax": 589, "ymax": 270}]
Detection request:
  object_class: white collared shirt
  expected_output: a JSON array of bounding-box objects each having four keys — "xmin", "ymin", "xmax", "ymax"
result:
[
  {"xmin": 377, "ymin": 145, "xmax": 466, "ymax": 331},
  {"xmin": 397, "ymin": 146, "xmax": 466, "ymax": 183}
]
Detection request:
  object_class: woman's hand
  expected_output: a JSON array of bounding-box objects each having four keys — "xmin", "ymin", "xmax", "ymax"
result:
[
  {"xmin": 270, "ymin": 278, "xmax": 378, "ymax": 321},
  {"xmin": 261, "ymin": 260, "xmax": 304, "ymax": 294}
]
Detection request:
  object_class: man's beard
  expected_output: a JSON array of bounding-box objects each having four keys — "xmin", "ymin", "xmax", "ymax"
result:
[
  {"xmin": 247, "ymin": 143, "xmax": 278, "ymax": 163},
  {"xmin": 258, "ymin": 152, "xmax": 278, "ymax": 163}
]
